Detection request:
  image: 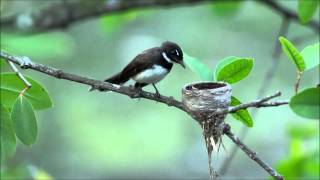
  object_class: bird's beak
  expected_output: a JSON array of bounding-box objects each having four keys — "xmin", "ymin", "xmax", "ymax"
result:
[{"xmin": 179, "ymin": 61, "xmax": 186, "ymax": 68}]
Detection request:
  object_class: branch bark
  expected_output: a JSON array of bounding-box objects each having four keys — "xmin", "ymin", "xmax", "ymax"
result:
[
  {"xmin": 1, "ymin": 0, "xmax": 319, "ymax": 33},
  {"xmin": 0, "ymin": 51, "xmax": 189, "ymax": 112},
  {"xmin": 1, "ymin": 50, "xmax": 286, "ymax": 179},
  {"xmin": 223, "ymin": 124, "xmax": 284, "ymax": 180},
  {"xmin": 0, "ymin": 50, "xmax": 288, "ymax": 115}
]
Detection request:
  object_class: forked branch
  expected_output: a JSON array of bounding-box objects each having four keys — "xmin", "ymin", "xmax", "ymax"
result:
[{"xmin": 223, "ymin": 124, "xmax": 284, "ymax": 180}]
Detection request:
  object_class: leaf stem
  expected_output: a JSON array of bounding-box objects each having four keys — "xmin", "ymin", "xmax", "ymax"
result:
[
  {"xmin": 6, "ymin": 60, "xmax": 32, "ymax": 96},
  {"xmin": 19, "ymin": 86, "xmax": 31, "ymax": 97},
  {"xmin": 295, "ymin": 71, "xmax": 303, "ymax": 94}
]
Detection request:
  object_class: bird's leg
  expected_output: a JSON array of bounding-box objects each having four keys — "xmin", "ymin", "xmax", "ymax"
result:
[
  {"xmin": 134, "ymin": 83, "xmax": 147, "ymax": 98},
  {"xmin": 152, "ymin": 83, "xmax": 161, "ymax": 98}
]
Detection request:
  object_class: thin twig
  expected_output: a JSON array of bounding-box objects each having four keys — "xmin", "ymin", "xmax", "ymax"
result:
[
  {"xmin": 228, "ymin": 100, "xmax": 289, "ymax": 114},
  {"xmin": 211, "ymin": 92, "xmax": 288, "ymax": 116},
  {"xmin": 227, "ymin": 91, "xmax": 284, "ymax": 113},
  {"xmin": 223, "ymin": 124, "xmax": 284, "ymax": 180},
  {"xmin": 6, "ymin": 60, "xmax": 32, "ymax": 96}
]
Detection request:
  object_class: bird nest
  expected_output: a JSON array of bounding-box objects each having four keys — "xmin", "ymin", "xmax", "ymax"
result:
[{"xmin": 182, "ymin": 81, "xmax": 232, "ymax": 179}]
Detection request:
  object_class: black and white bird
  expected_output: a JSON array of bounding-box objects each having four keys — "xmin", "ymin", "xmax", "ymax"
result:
[{"xmin": 91, "ymin": 41, "xmax": 185, "ymax": 96}]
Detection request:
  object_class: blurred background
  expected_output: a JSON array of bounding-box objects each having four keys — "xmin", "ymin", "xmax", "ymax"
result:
[{"xmin": 1, "ymin": 0, "xmax": 319, "ymax": 179}]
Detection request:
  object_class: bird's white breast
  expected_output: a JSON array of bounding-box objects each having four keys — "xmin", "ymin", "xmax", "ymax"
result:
[{"xmin": 132, "ymin": 65, "xmax": 168, "ymax": 84}]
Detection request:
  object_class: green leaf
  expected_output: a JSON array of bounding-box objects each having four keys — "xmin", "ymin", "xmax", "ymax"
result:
[
  {"xmin": 11, "ymin": 96, "xmax": 38, "ymax": 145},
  {"xmin": 304, "ymin": 157, "xmax": 320, "ymax": 177},
  {"xmin": 1, "ymin": 57, "xmax": 9, "ymax": 69},
  {"xmin": 100, "ymin": 12, "xmax": 138, "ymax": 34},
  {"xmin": 298, "ymin": 0, "xmax": 319, "ymax": 24},
  {"xmin": 0, "ymin": 164, "xmax": 33, "ymax": 179},
  {"xmin": 184, "ymin": 53, "xmax": 213, "ymax": 81},
  {"xmin": 301, "ymin": 43, "xmax": 320, "ymax": 70},
  {"xmin": 276, "ymin": 138, "xmax": 305, "ymax": 177},
  {"xmin": 0, "ymin": 104, "xmax": 16, "ymax": 163},
  {"xmin": 214, "ymin": 56, "xmax": 253, "ymax": 84},
  {"xmin": 290, "ymin": 138, "xmax": 305, "ymax": 159},
  {"xmin": 290, "ymin": 87, "xmax": 320, "ymax": 119},
  {"xmin": 279, "ymin": 36, "xmax": 306, "ymax": 72},
  {"xmin": 1, "ymin": 72, "xmax": 53, "ymax": 110},
  {"xmin": 230, "ymin": 96, "xmax": 253, "ymax": 127},
  {"xmin": 288, "ymin": 123, "xmax": 318, "ymax": 139},
  {"xmin": 100, "ymin": 10, "xmax": 153, "ymax": 35},
  {"xmin": 32, "ymin": 166, "xmax": 54, "ymax": 180},
  {"xmin": 211, "ymin": 1, "xmax": 242, "ymax": 17}
]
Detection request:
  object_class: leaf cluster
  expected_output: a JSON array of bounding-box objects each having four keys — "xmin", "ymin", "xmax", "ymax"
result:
[
  {"xmin": 184, "ymin": 54, "xmax": 254, "ymax": 127},
  {"xmin": 1, "ymin": 73, "xmax": 53, "ymax": 164}
]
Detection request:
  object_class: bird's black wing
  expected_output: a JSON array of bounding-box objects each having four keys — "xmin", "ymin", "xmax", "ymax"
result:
[
  {"xmin": 120, "ymin": 47, "xmax": 160, "ymax": 78},
  {"xmin": 104, "ymin": 47, "xmax": 160, "ymax": 84}
]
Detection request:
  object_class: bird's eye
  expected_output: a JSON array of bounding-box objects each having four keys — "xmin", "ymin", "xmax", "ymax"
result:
[{"xmin": 175, "ymin": 49, "xmax": 179, "ymax": 56}]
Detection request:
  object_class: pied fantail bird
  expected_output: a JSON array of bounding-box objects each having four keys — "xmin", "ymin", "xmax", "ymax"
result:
[{"xmin": 91, "ymin": 41, "xmax": 185, "ymax": 96}]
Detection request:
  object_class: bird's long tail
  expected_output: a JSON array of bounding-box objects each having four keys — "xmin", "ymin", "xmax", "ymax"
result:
[
  {"xmin": 88, "ymin": 72, "xmax": 130, "ymax": 91},
  {"xmin": 104, "ymin": 72, "xmax": 129, "ymax": 84}
]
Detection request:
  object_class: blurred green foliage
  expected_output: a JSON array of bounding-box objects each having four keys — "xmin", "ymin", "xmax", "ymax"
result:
[
  {"xmin": 1, "ymin": 33, "xmax": 75, "ymax": 61},
  {"xmin": 301, "ymin": 42, "xmax": 320, "ymax": 70},
  {"xmin": 1, "ymin": 164, "xmax": 53, "ymax": 180},
  {"xmin": 298, "ymin": 0, "xmax": 319, "ymax": 24},
  {"xmin": 0, "ymin": 104, "xmax": 16, "ymax": 164},
  {"xmin": 276, "ymin": 123, "xmax": 319, "ymax": 179},
  {"xmin": 211, "ymin": 1, "xmax": 242, "ymax": 17}
]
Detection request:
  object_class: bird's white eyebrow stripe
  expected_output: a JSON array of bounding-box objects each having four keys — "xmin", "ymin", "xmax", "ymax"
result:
[
  {"xmin": 175, "ymin": 49, "xmax": 179, "ymax": 56},
  {"xmin": 162, "ymin": 52, "xmax": 173, "ymax": 63}
]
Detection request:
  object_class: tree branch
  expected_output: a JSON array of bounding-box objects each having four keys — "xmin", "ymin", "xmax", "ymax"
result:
[
  {"xmin": 0, "ymin": 50, "xmax": 286, "ymax": 179},
  {"xmin": 0, "ymin": 50, "xmax": 188, "ymax": 112},
  {"xmin": 258, "ymin": 0, "xmax": 319, "ymax": 33},
  {"xmin": 0, "ymin": 0, "xmax": 211, "ymax": 31},
  {"xmin": 227, "ymin": 91, "xmax": 289, "ymax": 113},
  {"xmin": 223, "ymin": 124, "xmax": 284, "ymax": 180},
  {"xmin": 1, "ymin": 0, "xmax": 318, "ymax": 32},
  {"xmin": 1, "ymin": 50, "xmax": 289, "ymax": 115}
]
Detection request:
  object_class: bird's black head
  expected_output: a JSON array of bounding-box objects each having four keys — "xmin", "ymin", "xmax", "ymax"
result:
[{"xmin": 161, "ymin": 41, "xmax": 185, "ymax": 68}]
